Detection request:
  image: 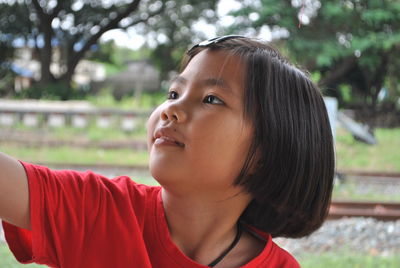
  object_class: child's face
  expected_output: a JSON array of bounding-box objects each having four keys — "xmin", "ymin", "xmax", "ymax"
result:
[{"xmin": 147, "ymin": 49, "xmax": 254, "ymax": 196}]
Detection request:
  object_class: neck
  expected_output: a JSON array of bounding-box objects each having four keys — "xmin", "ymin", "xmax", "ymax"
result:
[{"xmin": 161, "ymin": 187, "xmax": 251, "ymax": 266}]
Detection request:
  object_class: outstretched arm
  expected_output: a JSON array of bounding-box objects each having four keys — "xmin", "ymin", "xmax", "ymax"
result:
[{"xmin": 0, "ymin": 152, "xmax": 30, "ymax": 230}]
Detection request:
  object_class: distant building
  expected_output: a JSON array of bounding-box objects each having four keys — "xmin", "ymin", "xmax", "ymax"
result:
[
  {"xmin": 93, "ymin": 59, "xmax": 160, "ymax": 100},
  {"xmin": 11, "ymin": 46, "xmax": 106, "ymax": 89},
  {"xmin": 73, "ymin": 60, "xmax": 106, "ymax": 85},
  {"xmin": 10, "ymin": 63, "xmax": 35, "ymax": 92}
]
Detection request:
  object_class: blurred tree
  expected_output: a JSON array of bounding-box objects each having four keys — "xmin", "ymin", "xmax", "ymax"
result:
[
  {"xmin": 0, "ymin": 0, "xmax": 218, "ymax": 99},
  {"xmin": 0, "ymin": 40, "xmax": 15, "ymax": 97},
  {"xmin": 0, "ymin": 2, "xmax": 30, "ymax": 96},
  {"xmin": 229, "ymin": 0, "xmax": 400, "ymax": 113},
  {"xmin": 0, "ymin": 23, "xmax": 17, "ymax": 96},
  {"xmin": 87, "ymin": 40, "xmax": 116, "ymax": 64},
  {"xmin": 140, "ymin": 0, "xmax": 218, "ymax": 81},
  {"xmin": 87, "ymin": 40, "xmax": 152, "ymax": 74},
  {"xmin": 0, "ymin": 2, "xmax": 33, "ymax": 44}
]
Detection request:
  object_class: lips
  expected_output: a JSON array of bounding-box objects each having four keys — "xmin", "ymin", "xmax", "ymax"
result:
[{"xmin": 153, "ymin": 128, "xmax": 185, "ymax": 147}]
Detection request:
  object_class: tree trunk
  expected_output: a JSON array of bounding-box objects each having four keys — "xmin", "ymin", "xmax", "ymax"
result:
[
  {"xmin": 39, "ymin": 16, "xmax": 53, "ymax": 86},
  {"xmin": 30, "ymin": 0, "xmax": 162, "ymax": 100},
  {"xmin": 318, "ymin": 56, "xmax": 357, "ymax": 88}
]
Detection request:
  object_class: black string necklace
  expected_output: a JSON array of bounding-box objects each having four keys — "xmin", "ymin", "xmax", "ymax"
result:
[{"xmin": 208, "ymin": 223, "xmax": 242, "ymax": 267}]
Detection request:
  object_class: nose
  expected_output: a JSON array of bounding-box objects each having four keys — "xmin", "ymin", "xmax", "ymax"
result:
[{"xmin": 160, "ymin": 102, "xmax": 188, "ymax": 123}]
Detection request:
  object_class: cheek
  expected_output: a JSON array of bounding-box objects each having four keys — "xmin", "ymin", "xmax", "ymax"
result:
[
  {"xmin": 192, "ymin": 120, "xmax": 253, "ymax": 164},
  {"xmin": 146, "ymin": 109, "xmax": 161, "ymax": 148}
]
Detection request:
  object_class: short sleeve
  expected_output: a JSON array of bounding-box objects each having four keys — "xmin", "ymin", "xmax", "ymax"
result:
[{"xmin": 2, "ymin": 162, "xmax": 151, "ymax": 267}]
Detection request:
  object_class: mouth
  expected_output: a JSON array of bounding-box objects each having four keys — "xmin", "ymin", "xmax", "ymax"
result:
[
  {"xmin": 154, "ymin": 136, "xmax": 185, "ymax": 147},
  {"xmin": 153, "ymin": 128, "xmax": 185, "ymax": 148}
]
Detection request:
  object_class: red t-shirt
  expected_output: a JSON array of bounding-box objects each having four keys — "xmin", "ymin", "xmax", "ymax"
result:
[{"xmin": 2, "ymin": 162, "xmax": 300, "ymax": 268}]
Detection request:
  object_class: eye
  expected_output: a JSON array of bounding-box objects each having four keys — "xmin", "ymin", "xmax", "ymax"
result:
[
  {"xmin": 203, "ymin": 95, "xmax": 224, "ymax": 105},
  {"xmin": 167, "ymin": 91, "xmax": 179, "ymax": 100}
]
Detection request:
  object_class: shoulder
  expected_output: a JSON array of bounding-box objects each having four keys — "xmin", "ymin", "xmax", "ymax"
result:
[
  {"xmin": 269, "ymin": 241, "xmax": 300, "ymax": 268},
  {"xmin": 110, "ymin": 175, "xmax": 161, "ymax": 201},
  {"xmin": 21, "ymin": 161, "xmax": 161, "ymax": 199},
  {"xmin": 241, "ymin": 226, "xmax": 300, "ymax": 268}
]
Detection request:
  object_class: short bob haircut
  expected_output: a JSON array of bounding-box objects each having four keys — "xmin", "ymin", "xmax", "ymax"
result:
[{"xmin": 181, "ymin": 37, "xmax": 335, "ymax": 238}]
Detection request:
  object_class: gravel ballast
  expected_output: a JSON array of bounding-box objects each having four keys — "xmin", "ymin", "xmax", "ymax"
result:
[{"xmin": 274, "ymin": 217, "xmax": 400, "ymax": 257}]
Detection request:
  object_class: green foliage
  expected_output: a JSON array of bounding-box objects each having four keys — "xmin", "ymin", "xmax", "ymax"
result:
[
  {"xmin": 339, "ymin": 84, "xmax": 352, "ymax": 104},
  {"xmin": 87, "ymin": 40, "xmax": 117, "ymax": 64},
  {"xmin": 142, "ymin": 0, "xmax": 219, "ymax": 80},
  {"xmin": 0, "ymin": 2, "xmax": 32, "ymax": 41},
  {"xmin": 88, "ymin": 41, "xmax": 152, "ymax": 69},
  {"xmin": 0, "ymin": 39, "xmax": 16, "ymax": 96},
  {"xmin": 0, "ymin": 41, "xmax": 14, "ymax": 62},
  {"xmin": 0, "ymin": 0, "xmax": 218, "ymax": 99},
  {"xmin": 0, "ymin": 64, "xmax": 15, "ymax": 97},
  {"xmin": 229, "ymin": 0, "xmax": 400, "ymax": 110},
  {"xmin": 151, "ymin": 44, "xmax": 186, "ymax": 80},
  {"xmin": 310, "ymin": 72, "xmax": 321, "ymax": 84}
]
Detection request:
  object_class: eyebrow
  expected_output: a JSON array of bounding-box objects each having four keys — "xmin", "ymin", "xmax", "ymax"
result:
[{"xmin": 170, "ymin": 75, "xmax": 235, "ymax": 96}]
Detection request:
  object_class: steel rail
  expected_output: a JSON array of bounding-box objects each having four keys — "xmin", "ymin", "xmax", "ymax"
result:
[
  {"xmin": 329, "ymin": 200, "xmax": 400, "ymax": 221},
  {"xmin": 336, "ymin": 170, "xmax": 400, "ymax": 179}
]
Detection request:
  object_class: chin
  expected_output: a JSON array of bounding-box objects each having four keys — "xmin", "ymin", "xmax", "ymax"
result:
[{"xmin": 150, "ymin": 161, "xmax": 179, "ymax": 187}]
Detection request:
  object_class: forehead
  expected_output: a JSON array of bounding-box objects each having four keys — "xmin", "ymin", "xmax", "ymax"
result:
[{"xmin": 180, "ymin": 49, "xmax": 246, "ymax": 94}]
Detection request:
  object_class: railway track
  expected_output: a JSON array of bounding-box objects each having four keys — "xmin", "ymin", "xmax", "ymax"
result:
[
  {"xmin": 337, "ymin": 170, "xmax": 400, "ymax": 178},
  {"xmin": 329, "ymin": 201, "xmax": 400, "ymax": 221}
]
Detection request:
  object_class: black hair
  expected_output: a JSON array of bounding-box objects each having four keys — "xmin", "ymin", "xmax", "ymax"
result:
[{"xmin": 181, "ymin": 38, "xmax": 335, "ymax": 238}]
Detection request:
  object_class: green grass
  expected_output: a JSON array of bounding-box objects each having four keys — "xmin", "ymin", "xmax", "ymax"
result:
[
  {"xmin": 297, "ymin": 252, "xmax": 400, "ymax": 268},
  {"xmin": 51, "ymin": 122, "xmax": 148, "ymax": 142},
  {"xmin": 2, "ymin": 127, "xmax": 399, "ymax": 172},
  {"xmin": 0, "ymin": 243, "xmax": 45, "ymax": 267},
  {"xmin": 335, "ymin": 127, "xmax": 400, "ymax": 172},
  {"xmin": 0, "ymin": 144, "xmax": 149, "ymax": 166},
  {"xmin": 10, "ymin": 119, "xmax": 148, "ymax": 142}
]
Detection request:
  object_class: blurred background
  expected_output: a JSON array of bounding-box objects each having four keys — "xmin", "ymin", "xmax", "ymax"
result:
[{"xmin": 0, "ymin": 0, "xmax": 399, "ymax": 267}]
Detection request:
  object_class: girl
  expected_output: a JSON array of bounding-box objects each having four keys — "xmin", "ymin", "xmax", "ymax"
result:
[{"xmin": 0, "ymin": 36, "xmax": 334, "ymax": 267}]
